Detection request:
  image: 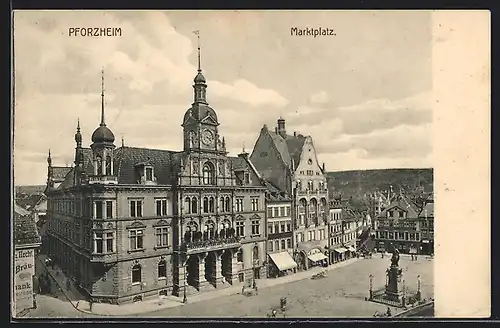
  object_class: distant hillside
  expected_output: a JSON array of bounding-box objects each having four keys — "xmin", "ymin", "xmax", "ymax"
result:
[
  {"xmin": 15, "ymin": 185, "xmax": 46, "ymax": 196},
  {"xmin": 326, "ymin": 168, "xmax": 433, "ymax": 198}
]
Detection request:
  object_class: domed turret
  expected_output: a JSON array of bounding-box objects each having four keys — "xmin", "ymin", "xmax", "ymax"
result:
[
  {"xmin": 194, "ymin": 71, "xmax": 206, "ymax": 84},
  {"xmin": 92, "ymin": 125, "xmax": 115, "ymax": 143}
]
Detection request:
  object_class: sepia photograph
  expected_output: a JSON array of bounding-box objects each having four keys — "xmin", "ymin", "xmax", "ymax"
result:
[{"xmin": 11, "ymin": 10, "xmax": 489, "ymax": 320}]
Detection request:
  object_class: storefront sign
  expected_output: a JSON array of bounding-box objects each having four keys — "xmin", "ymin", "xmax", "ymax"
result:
[{"xmin": 13, "ymin": 249, "xmax": 35, "ymax": 314}]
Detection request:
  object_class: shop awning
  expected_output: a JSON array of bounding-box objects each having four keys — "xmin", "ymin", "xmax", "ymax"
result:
[
  {"xmin": 308, "ymin": 252, "xmax": 328, "ymax": 262},
  {"xmin": 347, "ymin": 246, "xmax": 356, "ymax": 252},
  {"xmin": 269, "ymin": 252, "xmax": 298, "ymax": 271},
  {"xmin": 334, "ymin": 247, "xmax": 348, "ymax": 253}
]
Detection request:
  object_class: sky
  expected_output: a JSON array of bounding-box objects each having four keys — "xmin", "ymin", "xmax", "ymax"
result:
[{"xmin": 13, "ymin": 10, "xmax": 432, "ymax": 186}]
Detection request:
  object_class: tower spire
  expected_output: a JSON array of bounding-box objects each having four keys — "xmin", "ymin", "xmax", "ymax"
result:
[
  {"xmin": 77, "ymin": 117, "xmax": 81, "ymax": 132},
  {"xmin": 193, "ymin": 30, "xmax": 201, "ymax": 72},
  {"xmin": 100, "ymin": 67, "xmax": 106, "ymax": 127}
]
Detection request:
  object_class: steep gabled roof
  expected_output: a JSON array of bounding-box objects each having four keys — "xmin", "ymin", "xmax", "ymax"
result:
[
  {"xmin": 378, "ymin": 195, "xmax": 420, "ymax": 219},
  {"xmin": 263, "ymin": 179, "xmax": 291, "ymax": 202},
  {"xmin": 419, "ymin": 202, "xmax": 434, "ymax": 218},
  {"xmin": 266, "ymin": 129, "xmax": 306, "ymax": 168},
  {"xmin": 52, "ymin": 166, "xmax": 72, "ymax": 181},
  {"xmin": 14, "ymin": 205, "xmax": 41, "ymax": 246}
]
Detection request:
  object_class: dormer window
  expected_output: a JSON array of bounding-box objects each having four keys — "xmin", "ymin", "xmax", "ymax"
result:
[
  {"xmin": 244, "ymin": 172, "xmax": 250, "ymax": 184},
  {"xmin": 105, "ymin": 155, "xmax": 113, "ymax": 175},
  {"xmin": 135, "ymin": 162, "xmax": 156, "ymax": 185},
  {"xmin": 146, "ymin": 167, "xmax": 153, "ymax": 181}
]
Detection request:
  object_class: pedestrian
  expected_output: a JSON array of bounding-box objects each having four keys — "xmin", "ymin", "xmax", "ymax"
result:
[
  {"xmin": 255, "ymin": 285, "xmax": 258, "ymax": 295},
  {"xmin": 386, "ymin": 307, "xmax": 392, "ymax": 317},
  {"xmin": 272, "ymin": 309, "xmax": 277, "ymax": 318},
  {"xmin": 241, "ymin": 285, "xmax": 245, "ymax": 295},
  {"xmin": 415, "ymin": 255, "xmax": 418, "ymax": 261}
]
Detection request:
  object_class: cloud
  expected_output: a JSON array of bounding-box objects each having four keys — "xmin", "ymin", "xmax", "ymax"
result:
[
  {"xmin": 211, "ymin": 80, "xmax": 288, "ymax": 107},
  {"xmin": 309, "ymin": 91, "xmax": 329, "ymax": 104}
]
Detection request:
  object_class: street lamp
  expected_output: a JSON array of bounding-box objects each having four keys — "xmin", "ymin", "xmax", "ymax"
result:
[
  {"xmin": 369, "ymin": 274, "xmax": 373, "ymax": 300},
  {"xmin": 182, "ymin": 252, "xmax": 188, "ymax": 304}
]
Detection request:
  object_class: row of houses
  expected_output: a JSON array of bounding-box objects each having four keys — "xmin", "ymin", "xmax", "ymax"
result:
[{"xmin": 39, "ymin": 62, "xmax": 375, "ymax": 305}]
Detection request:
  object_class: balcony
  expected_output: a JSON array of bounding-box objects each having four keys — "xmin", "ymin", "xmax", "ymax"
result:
[
  {"xmin": 181, "ymin": 236, "xmax": 241, "ymax": 254},
  {"xmin": 90, "ymin": 253, "xmax": 118, "ymax": 264},
  {"xmin": 88, "ymin": 175, "xmax": 118, "ymax": 185},
  {"xmin": 297, "ymin": 189, "xmax": 328, "ymax": 197}
]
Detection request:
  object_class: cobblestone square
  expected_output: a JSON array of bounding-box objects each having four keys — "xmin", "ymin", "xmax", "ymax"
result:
[{"xmin": 144, "ymin": 256, "xmax": 433, "ymax": 317}]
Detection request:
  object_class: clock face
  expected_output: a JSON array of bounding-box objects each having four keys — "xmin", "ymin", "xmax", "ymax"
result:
[{"xmin": 201, "ymin": 129, "xmax": 214, "ymax": 145}]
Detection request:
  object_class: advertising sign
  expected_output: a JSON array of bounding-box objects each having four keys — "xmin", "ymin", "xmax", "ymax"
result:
[{"xmin": 13, "ymin": 249, "xmax": 35, "ymax": 314}]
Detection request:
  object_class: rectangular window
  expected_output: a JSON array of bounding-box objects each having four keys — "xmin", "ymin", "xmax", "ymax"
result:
[
  {"xmin": 267, "ymin": 208, "xmax": 273, "ymax": 218},
  {"xmin": 268, "ymin": 241, "xmax": 273, "ymax": 252},
  {"xmin": 416, "ymin": 232, "xmax": 420, "ymax": 241},
  {"xmin": 155, "ymin": 227, "xmax": 170, "ymax": 247},
  {"xmin": 286, "ymin": 238, "xmax": 292, "ymax": 249},
  {"xmin": 285, "ymin": 206, "xmax": 290, "ymax": 217},
  {"xmin": 94, "ymin": 232, "xmax": 103, "ymax": 254},
  {"xmin": 130, "ymin": 200, "xmax": 143, "ymax": 217},
  {"xmin": 236, "ymin": 221, "xmax": 245, "ymax": 237},
  {"xmin": 251, "ymin": 198, "xmax": 259, "ymax": 211},
  {"xmin": 268, "ymin": 223, "xmax": 273, "ymax": 235},
  {"xmin": 95, "ymin": 201, "xmax": 103, "ymax": 219},
  {"xmin": 273, "ymin": 207, "xmax": 279, "ymax": 217},
  {"xmin": 158, "ymin": 261, "xmax": 167, "ymax": 279},
  {"xmin": 146, "ymin": 167, "xmax": 153, "ymax": 181},
  {"xmin": 286, "ymin": 222, "xmax": 291, "ymax": 232},
  {"xmin": 274, "ymin": 223, "xmax": 279, "ymax": 234},
  {"xmin": 156, "ymin": 199, "xmax": 168, "ymax": 216},
  {"xmin": 280, "ymin": 222, "xmax": 285, "ymax": 233},
  {"xmin": 106, "ymin": 201, "xmax": 113, "ymax": 219},
  {"xmin": 251, "ymin": 220, "xmax": 260, "ymax": 235},
  {"xmin": 236, "ymin": 198, "xmax": 244, "ymax": 212},
  {"xmin": 105, "ymin": 232, "xmax": 114, "ymax": 252},
  {"xmin": 278, "ymin": 207, "xmax": 283, "ymax": 217},
  {"xmin": 129, "ymin": 229, "xmax": 144, "ymax": 250}
]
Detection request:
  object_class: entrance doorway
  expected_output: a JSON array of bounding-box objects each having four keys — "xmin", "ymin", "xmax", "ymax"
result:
[
  {"xmin": 221, "ymin": 250, "xmax": 232, "ymax": 283},
  {"xmin": 205, "ymin": 252, "xmax": 217, "ymax": 287}
]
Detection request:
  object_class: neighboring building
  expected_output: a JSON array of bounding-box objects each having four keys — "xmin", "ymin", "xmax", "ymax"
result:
[
  {"xmin": 250, "ymin": 118, "xmax": 329, "ymax": 271},
  {"xmin": 373, "ymin": 193, "xmax": 423, "ymax": 254},
  {"xmin": 263, "ymin": 180, "xmax": 297, "ymax": 278},
  {"xmin": 328, "ymin": 198, "xmax": 346, "ymax": 263},
  {"xmin": 13, "ymin": 204, "xmax": 41, "ymax": 316},
  {"xmin": 418, "ymin": 198, "xmax": 434, "ymax": 255},
  {"xmin": 340, "ymin": 208, "xmax": 361, "ymax": 259},
  {"xmin": 45, "ymin": 60, "xmax": 268, "ymax": 304}
]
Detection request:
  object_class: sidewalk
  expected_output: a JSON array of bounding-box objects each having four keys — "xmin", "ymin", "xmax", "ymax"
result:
[{"xmin": 38, "ymin": 254, "xmax": 360, "ymax": 316}]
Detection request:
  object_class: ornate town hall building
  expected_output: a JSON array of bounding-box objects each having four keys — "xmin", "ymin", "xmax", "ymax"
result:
[{"xmin": 45, "ymin": 59, "xmax": 267, "ymax": 304}]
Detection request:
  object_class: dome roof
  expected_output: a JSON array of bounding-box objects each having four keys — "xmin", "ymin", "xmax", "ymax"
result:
[
  {"xmin": 183, "ymin": 104, "xmax": 218, "ymax": 126},
  {"xmin": 92, "ymin": 125, "xmax": 115, "ymax": 143},
  {"xmin": 194, "ymin": 71, "xmax": 206, "ymax": 84}
]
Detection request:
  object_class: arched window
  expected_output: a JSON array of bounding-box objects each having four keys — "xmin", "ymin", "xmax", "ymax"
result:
[
  {"xmin": 131, "ymin": 264, "xmax": 142, "ymax": 284},
  {"xmin": 184, "ymin": 197, "xmax": 191, "ymax": 214},
  {"xmin": 203, "ymin": 197, "xmax": 209, "ymax": 213},
  {"xmin": 185, "ymin": 221, "xmax": 198, "ymax": 243},
  {"xmin": 308, "ymin": 181, "xmax": 314, "ymax": 191},
  {"xmin": 281, "ymin": 239, "xmax": 286, "ymax": 250},
  {"xmin": 158, "ymin": 260, "xmax": 167, "ymax": 279},
  {"xmin": 202, "ymin": 162, "xmax": 215, "ymax": 185},
  {"xmin": 225, "ymin": 197, "xmax": 231, "ymax": 212},
  {"xmin": 105, "ymin": 156, "xmax": 112, "ymax": 175},
  {"xmin": 275, "ymin": 240, "xmax": 280, "ymax": 251},
  {"xmin": 209, "ymin": 197, "xmax": 215, "ymax": 213},
  {"xmin": 191, "ymin": 197, "xmax": 198, "ymax": 214},
  {"xmin": 220, "ymin": 197, "xmax": 225, "ymax": 212},
  {"xmin": 96, "ymin": 156, "xmax": 103, "ymax": 175},
  {"xmin": 205, "ymin": 220, "xmax": 215, "ymax": 239}
]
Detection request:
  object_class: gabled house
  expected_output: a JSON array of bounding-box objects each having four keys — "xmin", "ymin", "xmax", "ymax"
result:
[{"xmin": 250, "ymin": 118, "xmax": 329, "ymax": 271}]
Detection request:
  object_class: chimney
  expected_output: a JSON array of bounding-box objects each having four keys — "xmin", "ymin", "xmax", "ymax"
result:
[
  {"xmin": 294, "ymin": 131, "xmax": 297, "ymax": 137},
  {"xmin": 322, "ymin": 163, "xmax": 325, "ymax": 172},
  {"xmin": 277, "ymin": 117, "xmax": 286, "ymax": 138},
  {"xmin": 275, "ymin": 127, "xmax": 278, "ymax": 133}
]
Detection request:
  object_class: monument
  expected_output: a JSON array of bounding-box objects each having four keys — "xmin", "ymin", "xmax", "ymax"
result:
[{"xmin": 367, "ymin": 243, "xmax": 421, "ymax": 309}]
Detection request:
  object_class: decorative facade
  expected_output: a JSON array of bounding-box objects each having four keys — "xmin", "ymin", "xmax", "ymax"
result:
[
  {"xmin": 44, "ymin": 59, "xmax": 267, "ymax": 304},
  {"xmin": 373, "ymin": 193, "xmax": 434, "ymax": 255},
  {"xmin": 263, "ymin": 180, "xmax": 296, "ymax": 278},
  {"xmin": 250, "ymin": 118, "xmax": 329, "ymax": 271}
]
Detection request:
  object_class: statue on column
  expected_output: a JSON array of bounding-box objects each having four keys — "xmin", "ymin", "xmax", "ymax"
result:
[{"xmin": 390, "ymin": 243, "xmax": 400, "ymax": 267}]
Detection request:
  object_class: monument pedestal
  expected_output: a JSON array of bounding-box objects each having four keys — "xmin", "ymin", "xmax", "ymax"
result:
[{"xmin": 385, "ymin": 265, "xmax": 403, "ymax": 302}]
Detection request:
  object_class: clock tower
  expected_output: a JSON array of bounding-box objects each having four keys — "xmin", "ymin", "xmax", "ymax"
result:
[{"xmin": 181, "ymin": 35, "xmax": 226, "ymax": 155}]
